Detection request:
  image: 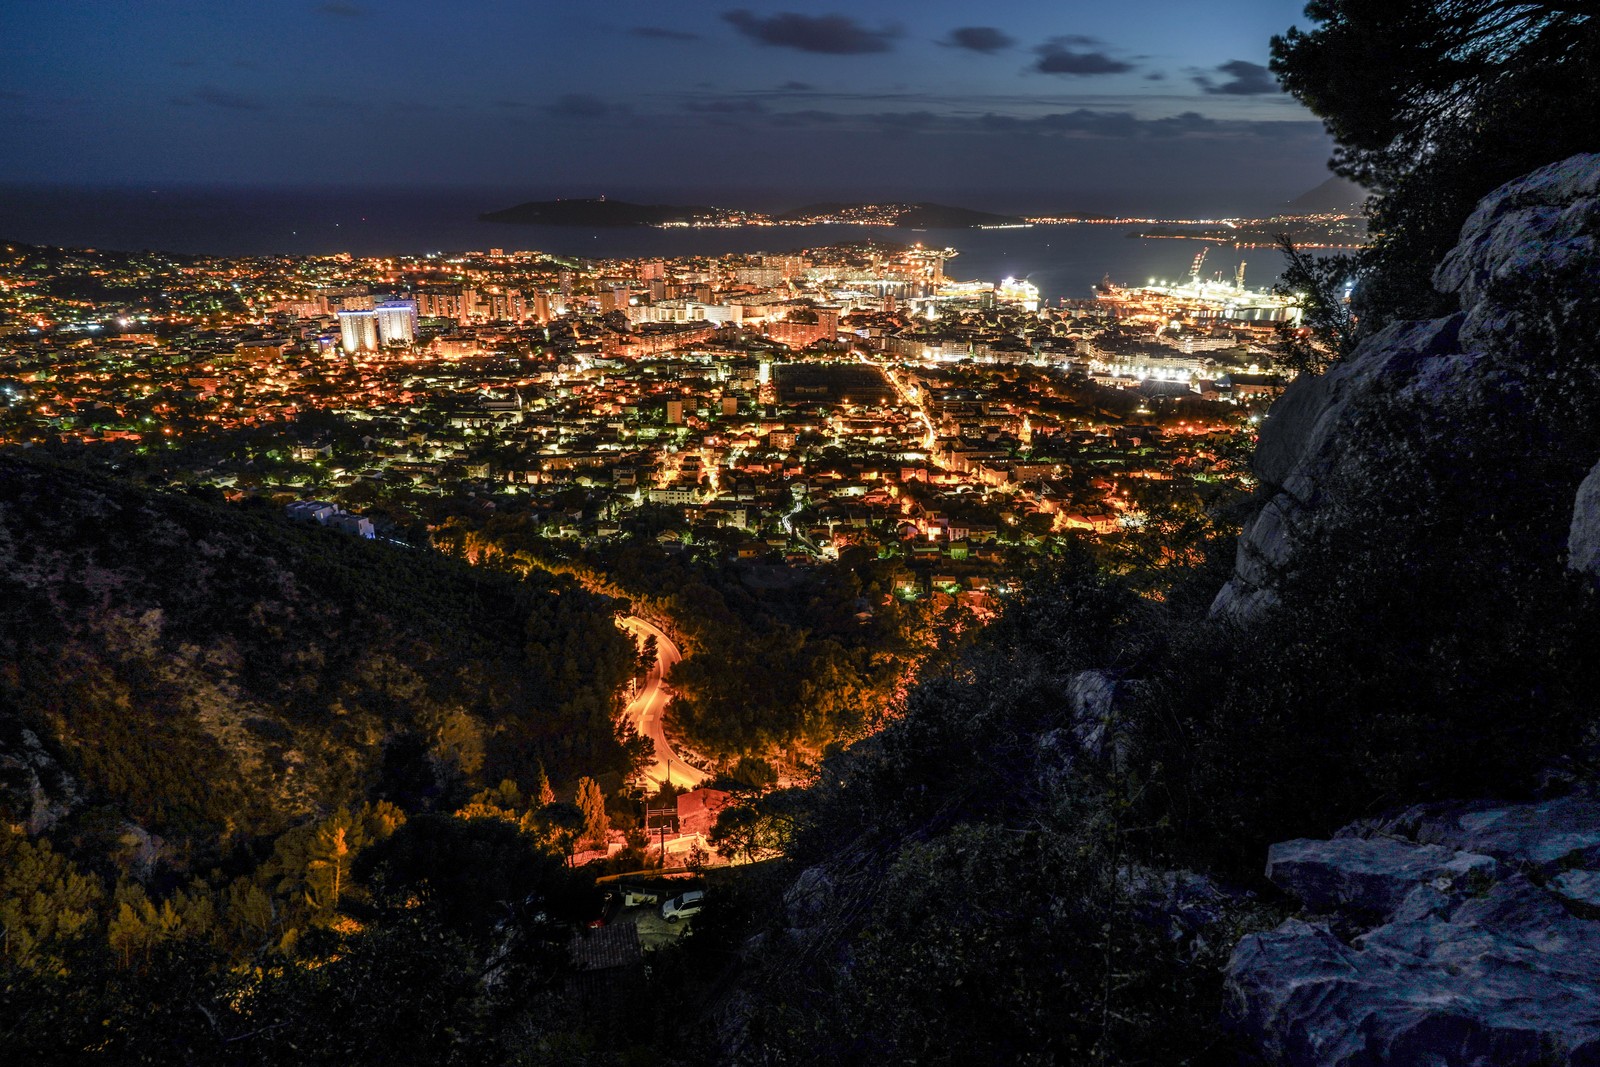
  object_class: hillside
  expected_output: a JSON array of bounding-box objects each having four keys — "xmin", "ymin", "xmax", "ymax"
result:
[
  {"xmin": 774, "ymin": 201, "xmax": 1026, "ymax": 227},
  {"xmin": 1281, "ymin": 174, "xmax": 1368, "ymax": 215},
  {"xmin": 0, "ymin": 453, "xmax": 642, "ymax": 851}
]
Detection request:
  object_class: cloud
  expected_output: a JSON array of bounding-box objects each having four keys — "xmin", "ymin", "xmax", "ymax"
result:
[
  {"xmin": 722, "ymin": 10, "xmax": 899, "ymax": 54},
  {"xmin": 543, "ymin": 93, "xmax": 628, "ymax": 119},
  {"xmin": 942, "ymin": 27, "xmax": 1014, "ymax": 54},
  {"xmin": 769, "ymin": 109, "xmax": 846, "ymax": 127},
  {"xmin": 316, "ymin": 2, "xmax": 368, "ymax": 16},
  {"xmin": 172, "ymin": 86, "xmax": 267, "ymax": 111},
  {"xmin": 632, "ymin": 26, "xmax": 700, "ymax": 41},
  {"xmin": 745, "ymin": 105, "xmax": 1307, "ymax": 141},
  {"xmin": 1195, "ymin": 60, "xmax": 1278, "ymax": 95},
  {"xmin": 0, "ymin": 89, "xmax": 26, "ymax": 102},
  {"xmin": 684, "ymin": 98, "xmax": 767, "ymax": 114},
  {"xmin": 1033, "ymin": 39, "xmax": 1134, "ymax": 76}
]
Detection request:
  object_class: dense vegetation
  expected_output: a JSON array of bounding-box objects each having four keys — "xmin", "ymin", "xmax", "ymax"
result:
[
  {"xmin": 1271, "ymin": 0, "xmax": 1600, "ymax": 330},
  {"xmin": 438, "ymin": 517, "xmax": 957, "ymax": 763},
  {"xmin": 0, "ymin": 452, "xmax": 647, "ymax": 847},
  {"xmin": 0, "ymin": 452, "xmax": 678, "ymax": 1060}
]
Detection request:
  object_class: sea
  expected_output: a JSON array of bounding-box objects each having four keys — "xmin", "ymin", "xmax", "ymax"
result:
[{"xmin": 0, "ymin": 184, "xmax": 1283, "ymax": 305}]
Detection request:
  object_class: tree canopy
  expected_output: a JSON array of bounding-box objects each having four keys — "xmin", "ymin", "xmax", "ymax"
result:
[{"xmin": 1272, "ymin": 0, "xmax": 1600, "ymax": 326}]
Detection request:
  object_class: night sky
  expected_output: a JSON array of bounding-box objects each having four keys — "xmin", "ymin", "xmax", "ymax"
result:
[{"xmin": 0, "ymin": 0, "xmax": 1335, "ymax": 213}]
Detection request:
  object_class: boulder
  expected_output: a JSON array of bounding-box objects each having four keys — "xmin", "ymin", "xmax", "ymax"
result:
[
  {"xmin": 1346, "ymin": 796, "xmax": 1600, "ymax": 873},
  {"xmin": 1034, "ymin": 669, "xmax": 1128, "ymax": 786},
  {"xmin": 1229, "ymin": 885, "xmax": 1600, "ymax": 1067},
  {"xmin": 1549, "ymin": 870, "xmax": 1600, "ymax": 913},
  {"xmin": 1066, "ymin": 668, "xmax": 1121, "ymax": 764},
  {"xmin": 1434, "ymin": 152, "xmax": 1600, "ymax": 353},
  {"xmin": 1230, "ymin": 797, "xmax": 1600, "ymax": 1065},
  {"xmin": 1267, "ymin": 837, "xmax": 1497, "ymax": 916},
  {"xmin": 0, "ymin": 725, "xmax": 79, "ymax": 834},
  {"xmin": 1569, "ymin": 458, "xmax": 1600, "ymax": 578}
]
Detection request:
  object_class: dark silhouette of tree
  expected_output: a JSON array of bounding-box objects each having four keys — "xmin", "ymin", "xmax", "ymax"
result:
[
  {"xmin": 1272, "ymin": 235, "xmax": 1359, "ymax": 374},
  {"xmin": 1272, "ymin": 1, "xmax": 1600, "ymax": 328}
]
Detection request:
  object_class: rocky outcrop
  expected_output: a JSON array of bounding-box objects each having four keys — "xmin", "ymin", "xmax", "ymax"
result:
[
  {"xmin": 1213, "ymin": 152, "xmax": 1600, "ymax": 619},
  {"xmin": 1228, "ymin": 796, "xmax": 1600, "ymax": 1065},
  {"xmin": 0, "ymin": 723, "xmax": 78, "ymax": 834},
  {"xmin": 1569, "ymin": 459, "xmax": 1600, "ymax": 578},
  {"xmin": 1266, "ymin": 836, "xmax": 1497, "ymax": 916}
]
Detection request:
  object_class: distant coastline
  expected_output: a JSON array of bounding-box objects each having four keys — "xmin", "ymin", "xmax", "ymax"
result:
[
  {"xmin": 0, "ymin": 183, "xmax": 1320, "ymax": 301},
  {"xmin": 479, "ymin": 197, "xmax": 1029, "ymax": 230}
]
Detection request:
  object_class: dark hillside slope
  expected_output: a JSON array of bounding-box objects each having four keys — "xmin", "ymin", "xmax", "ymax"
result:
[{"xmin": 0, "ymin": 454, "xmax": 639, "ymax": 850}]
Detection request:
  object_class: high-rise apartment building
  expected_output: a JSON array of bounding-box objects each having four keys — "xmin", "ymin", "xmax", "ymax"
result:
[
  {"xmin": 338, "ymin": 309, "xmax": 379, "ymax": 353},
  {"xmin": 375, "ymin": 301, "xmax": 417, "ymax": 346},
  {"xmin": 322, "ymin": 286, "xmax": 372, "ymax": 314},
  {"xmin": 413, "ymin": 288, "xmax": 476, "ymax": 324}
]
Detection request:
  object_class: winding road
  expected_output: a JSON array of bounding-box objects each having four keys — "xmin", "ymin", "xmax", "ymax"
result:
[{"xmin": 619, "ymin": 616, "xmax": 708, "ymax": 789}]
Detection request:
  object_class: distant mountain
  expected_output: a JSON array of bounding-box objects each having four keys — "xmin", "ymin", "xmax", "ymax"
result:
[
  {"xmin": 479, "ymin": 198, "xmax": 727, "ymax": 226},
  {"xmin": 1282, "ymin": 176, "xmax": 1368, "ymax": 215},
  {"xmin": 775, "ymin": 201, "xmax": 1026, "ymax": 228}
]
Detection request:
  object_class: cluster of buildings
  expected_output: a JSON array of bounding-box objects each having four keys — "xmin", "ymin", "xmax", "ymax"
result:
[{"xmin": 0, "ymin": 236, "xmax": 1284, "ymax": 595}]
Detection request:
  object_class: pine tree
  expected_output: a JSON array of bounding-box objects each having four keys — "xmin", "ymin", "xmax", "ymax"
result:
[
  {"xmin": 535, "ymin": 764, "xmax": 556, "ymax": 808},
  {"xmin": 306, "ymin": 814, "xmax": 357, "ymax": 913},
  {"xmin": 575, "ymin": 777, "xmax": 610, "ymax": 851}
]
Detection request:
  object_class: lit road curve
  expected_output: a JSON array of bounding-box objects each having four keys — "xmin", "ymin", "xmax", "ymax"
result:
[
  {"xmin": 861, "ymin": 351, "xmax": 937, "ymax": 453},
  {"xmin": 619, "ymin": 616, "xmax": 708, "ymax": 790}
]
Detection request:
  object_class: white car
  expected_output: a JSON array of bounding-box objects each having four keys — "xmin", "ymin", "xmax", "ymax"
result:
[{"xmin": 660, "ymin": 890, "xmax": 705, "ymax": 923}]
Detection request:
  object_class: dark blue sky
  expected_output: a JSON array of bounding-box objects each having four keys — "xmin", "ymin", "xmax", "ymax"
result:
[{"xmin": 0, "ymin": 0, "xmax": 1335, "ymax": 213}]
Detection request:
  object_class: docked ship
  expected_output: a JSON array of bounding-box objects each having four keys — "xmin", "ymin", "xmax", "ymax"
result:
[{"xmin": 1095, "ymin": 250, "xmax": 1300, "ymax": 325}]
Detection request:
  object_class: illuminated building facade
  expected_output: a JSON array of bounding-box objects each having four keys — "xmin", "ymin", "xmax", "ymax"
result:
[
  {"xmin": 337, "ymin": 309, "xmax": 379, "ymax": 353},
  {"xmin": 375, "ymin": 301, "xmax": 417, "ymax": 346}
]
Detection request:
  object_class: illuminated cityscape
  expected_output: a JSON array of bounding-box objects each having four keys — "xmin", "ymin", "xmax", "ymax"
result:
[
  {"xmin": 0, "ymin": 235, "xmax": 1286, "ymax": 595},
  {"xmin": 18, "ymin": 0, "xmax": 1591, "ymax": 1061}
]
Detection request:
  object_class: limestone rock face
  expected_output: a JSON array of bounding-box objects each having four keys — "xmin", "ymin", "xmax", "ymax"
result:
[
  {"xmin": 1434, "ymin": 152, "xmax": 1600, "ymax": 353},
  {"xmin": 1228, "ymin": 797, "xmax": 1600, "ymax": 1066},
  {"xmin": 1266, "ymin": 836, "xmax": 1497, "ymax": 916},
  {"xmin": 1212, "ymin": 152, "xmax": 1600, "ymax": 619},
  {"xmin": 1345, "ymin": 796, "xmax": 1600, "ymax": 872},
  {"xmin": 782, "ymin": 864, "xmax": 837, "ymax": 936},
  {"xmin": 0, "ymin": 725, "xmax": 78, "ymax": 834},
  {"xmin": 1569, "ymin": 459, "xmax": 1600, "ymax": 578}
]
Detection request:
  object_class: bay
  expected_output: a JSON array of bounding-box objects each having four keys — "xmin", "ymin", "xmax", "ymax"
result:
[{"xmin": 0, "ymin": 183, "xmax": 1281, "ymax": 304}]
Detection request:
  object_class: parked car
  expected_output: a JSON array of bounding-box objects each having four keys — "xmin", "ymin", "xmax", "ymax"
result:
[{"xmin": 660, "ymin": 890, "xmax": 705, "ymax": 923}]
